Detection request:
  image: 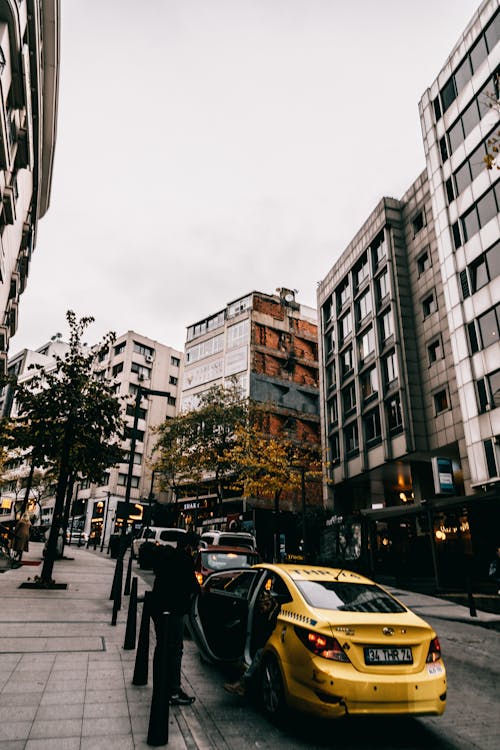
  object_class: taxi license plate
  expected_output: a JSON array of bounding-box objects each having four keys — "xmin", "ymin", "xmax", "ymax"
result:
[{"xmin": 364, "ymin": 647, "xmax": 413, "ymax": 664}]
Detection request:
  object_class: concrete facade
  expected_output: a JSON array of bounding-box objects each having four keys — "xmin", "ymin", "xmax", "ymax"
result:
[{"xmin": 0, "ymin": 1, "xmax": 60, "ymax": 374}]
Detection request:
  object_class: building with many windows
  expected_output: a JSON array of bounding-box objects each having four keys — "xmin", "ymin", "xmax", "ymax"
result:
[
  {"xmin": 0, "ymin": 331, "xmax": 183, "ymax": 547},
  {"xmin": 179, "ymin": 288, "xmax": 321, "ymax": 554},
  {"xmin": 0, "ymin": 1, "xmax": 60, "ymax": 374},
  {"xmin": 317, "ymin": 0, "xmax": 499, "ymax": 587}
]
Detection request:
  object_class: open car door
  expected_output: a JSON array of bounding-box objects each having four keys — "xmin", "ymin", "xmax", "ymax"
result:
[{"xmin": 189, "ymin": 568, "xmax": 262, "ymax": 664}]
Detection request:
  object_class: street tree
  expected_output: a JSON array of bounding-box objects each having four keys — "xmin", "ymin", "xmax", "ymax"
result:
[
  {"xmin": 154, "ymin": 379, "xmax": 249, "ymax": 504},
  {"xmin": 12, "ymin": 311, "xmax": 125, "ymax": 584}
]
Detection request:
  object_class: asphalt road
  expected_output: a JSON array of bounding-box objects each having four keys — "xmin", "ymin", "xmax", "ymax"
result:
[{"xmin": 138, "ymin": 565, "xmax": 500, "ymax": 750}]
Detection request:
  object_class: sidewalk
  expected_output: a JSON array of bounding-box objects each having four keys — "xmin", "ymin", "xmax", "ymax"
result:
[
  {"xmin": 0, "ymin": 542, "xmax": 203, "ymax": 750},
  {"xmin": 1, "ymin": 542, "xmax": 499, "ymax": 750}
]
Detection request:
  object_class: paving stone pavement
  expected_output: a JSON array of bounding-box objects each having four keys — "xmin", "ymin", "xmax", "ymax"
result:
[{"xmin": 0, "ymin": 542, "xmax": 499, "ymax": 750}]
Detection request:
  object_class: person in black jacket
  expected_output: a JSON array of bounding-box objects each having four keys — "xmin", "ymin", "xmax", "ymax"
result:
[{"xmin": 150, "ymin": 531, "xmax": 200, "ymax": 705}]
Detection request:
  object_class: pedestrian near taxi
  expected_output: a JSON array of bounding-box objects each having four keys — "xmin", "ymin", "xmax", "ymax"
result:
[
  {"xmin": 150, "ymin": 531, "xmax": 200, "ymax": 705},
  {"xmin": 11, "ymin": 514, "xmax": 31, "ymax": 562}
]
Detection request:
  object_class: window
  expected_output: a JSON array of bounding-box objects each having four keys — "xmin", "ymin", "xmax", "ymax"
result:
[
  {"xmin": 377, "ymin": 271, "xmax": 389, "ymax": 302},
  {"xmin": 355, "ymin": 255, "xmax": 369, "ymax": 289},
  {"xmin": 386, "ymin": 396, "xmax": 403, "ymax": 432},
  {"xmin": 326, "ymin": 362, "xmax": 336, "ymax": 391},
  {"xmin": 434, "ymin": 389, "xmax": 450, "ymax": 415},
  {"xmin": 364, "ymin": 409, "xmax": 381, "ymax": 444},
  {"xmin": 417, "ymin": 247, "xmax": 432, "ymax": 276},
  {"xmin": 112, "ymin": 362, "xmax": 124, "ymax": 377},
  {"xmin": 322, "ymin": 298, "xmax": 333, "ymax": 327},
  {"xmin": 133, "ymin": 342, "xmax": 154, "ymax": 358},
  {"xmin": 422, "ymin": 293, "xmax": 437, "ymax": 318},
  {"xmin": 342, "ymin": 383, "xmax": 356, "ymax": 415},
  {"xmin": 445, "ymin": 73, "xmax": 500, "ymax": 159},
  {"xmin": 169, "ymin": 375, "xmax": 178, "ymax": 385},
  {"xmin": 124, "ymin": 426, "xmax": 145, "ymax": 442},
  {"xmin": 227, "ymin": 320, "xmax": 249, "ymax": 349},
  {"xmin": 118, "ymin": 473, "xmax": 140, "ymax": 488},
  {"xmin": 412, "ymin": 211, "xmax": 425, "ymax": 236},
  {"xmin": 371, "ymin": 233, "xmax": 386, "ymax": 267},
  {"xmin": 358, "ymin": 327, "xmax": 375, "ymax": 362},
  {"xmin": 114, "ymin": 342, "xmax": 126, "ymax": 356},
  {"xmin": 478, "ymin": 305, "xmax": 500, "ymax": 348},
  {"xmin": 339, "ymin": 312, "xmax": 352, "ymax": 344},
  {"xmin": 0, "ymin": 47, "xmax": 5, "ymax": 75},
  {"xmin": 361, "ymin": 366, "xmax": 378, "ymax": 402},
  {"xmin": 126, "ymin": 404, "xmax": 147, "ymax": 420},
  {"xmin": 477, "ymin": 190, "xmax": 498, "ymax": 228},
  {"xmin": 187, "ymin": 334, "xmax": 224, "ymax": 363},
  {"xmin": 380, "ymin": 309, "xmax": 393, "ymax": 341},
  {"xmin": 171, "ymin": 356, "xmax": 180, "ymax": 367},
  {"xmin": 484, "ymin": 439, "xmax": 499, "ymax": 479},
  {"xmin": 324, "ymin": 329, "xmax": 335, "ymax": 359},
  {"xmin": 428, "ymin": 338, "xmax": 443, "ymax": 364},
  {"xmin": 329, "ymin": 434, "xmax": 340, "ymax": 464},
  {"xmin": 357, "ymin": 290, "xmax": 372, "ymax": 323},
  {"xmin": 227, "ymin": 295, "xmax": 251, "ymax": 318},
  {"xmin": 486, "ymin": 369, "xmax": 500, "ymax": 409},
  {"xmin": 345, "ymin": 422, "xmax": 359, "ymax": 455},
  {"xmin": 383, "ymin": 351, "xmax": 398, "ymax": 385},
  {"xmin": 341, "ymin": 347, "xmax": 353, "ymax": 379},
  {"xmin": 131, "ymin": 362, "xmax": 151, "ymax": 379},
  {"xmin": 167, "ymin": 395, "xmax": 176, "ymax": 406},
  {"xmin": 337, "ymin": 279, "xmax": 350, "ymax": 310},
  {"xmin": 328, "ymin": 397, "xmax": 338, "ymax": 426}
]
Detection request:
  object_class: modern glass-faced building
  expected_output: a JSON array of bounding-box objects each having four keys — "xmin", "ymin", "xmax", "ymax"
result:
[{"xmin": 317, "ymin": 0, "xmax": 499, "ymax": 586}]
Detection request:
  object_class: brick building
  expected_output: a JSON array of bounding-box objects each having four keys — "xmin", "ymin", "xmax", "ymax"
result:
[{"xmin": 178, "ymin": 288, "xmax": 322, "ymax": 552}]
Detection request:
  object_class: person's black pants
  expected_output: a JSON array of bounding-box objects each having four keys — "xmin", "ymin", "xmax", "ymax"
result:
[{"xmin": 152, "ymin": 612, "xmax": 185, "ymax": 695}]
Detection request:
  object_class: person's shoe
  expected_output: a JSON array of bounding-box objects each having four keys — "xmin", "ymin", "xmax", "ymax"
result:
[
  {"xmin": 169, "ymin": 689, "xmax": 195, "ymax": 706},
  {"xmin": 223, "ymin": 681, "xmax": 245, "ymax": 697}
]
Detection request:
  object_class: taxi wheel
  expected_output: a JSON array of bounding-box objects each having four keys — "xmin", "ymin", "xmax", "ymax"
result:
[{"xmin": 260, "ymin": 654, "xmax": 286, "ymax": 718}]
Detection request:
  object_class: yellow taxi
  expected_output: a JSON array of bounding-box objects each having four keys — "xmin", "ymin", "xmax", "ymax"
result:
[{"xmin": 189, "ymin": 563, "xmax": 446, "ymax": 720}]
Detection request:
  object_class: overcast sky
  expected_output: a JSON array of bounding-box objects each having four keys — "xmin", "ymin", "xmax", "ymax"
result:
[{"xmin": 12, "ymin": 0, "xmax": 481, "ymax": 355}]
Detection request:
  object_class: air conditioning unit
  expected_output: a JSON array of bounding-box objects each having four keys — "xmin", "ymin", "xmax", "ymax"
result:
[
  {"xmin": 137, "ymin": 373, "xmax": 145, "ymax": 381},
  {"xmin": 145, "ymin": 354, "xmax": 154, "ymax": 363}
]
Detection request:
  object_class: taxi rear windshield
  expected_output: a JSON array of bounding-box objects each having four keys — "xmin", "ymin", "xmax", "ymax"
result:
[
  {"xmin": 201, "ymin": 551, "xmax": 257, "ymax": 569},
  {"xmin": 295, "ymin": 581, "xmax": 406, "ymax": 613}
]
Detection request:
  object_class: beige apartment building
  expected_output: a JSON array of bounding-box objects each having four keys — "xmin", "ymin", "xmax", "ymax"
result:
[
  {"xmin": 0, "ymin": 331, "xmax": 183, "ymax": 547},
  {"xmin": 0, "ymin": 1, "xmax": 59, "ymax": 374}
]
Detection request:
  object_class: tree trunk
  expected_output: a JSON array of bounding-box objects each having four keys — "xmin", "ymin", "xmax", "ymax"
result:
[{"xmin": 40, "ymin": 420, "xmax": 73, "ymax": 583}]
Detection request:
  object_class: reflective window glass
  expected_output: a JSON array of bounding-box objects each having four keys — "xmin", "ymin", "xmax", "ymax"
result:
[
  {"xmin": 441, "ymin": 77, "xmax": 457, "ymax": 111},
  {"xmin": 455, "ymin": 161, "xmax": 472, "ymax": 195},
  {"xmin": 461, "ymin": 100, "xmax": 480, "ymax": 139},
  {"xmin": 462, "ymin": 206, "xmax": 480, "ymax": 241},
  {"xmin": 477, "ymin": 190, "xmax": 497, "ymax": 228},
  {"xmin": 485, "ymin": 13, "xmax": 500, "ymax": 52},
  {"xmin": 478, "ymin": 308, "xmax": 499, "ymax": 348},
  {"xmin": 470, "ymin": 35, "xmax": 488, "ymax": 72},
  {"xmin": 454, "ymin": 56, "xmax": 471, "ymax": 93},
  {"xmin": 470, "ymin": 255, "xmax": 489, "ymax": 291},
  {"xmin": 486, "ymin": 241, "xmax": 500, "ymax": 281},
  {"xmin": 448, "ymin": 119, "xmax": 464, "ymax": 153}
]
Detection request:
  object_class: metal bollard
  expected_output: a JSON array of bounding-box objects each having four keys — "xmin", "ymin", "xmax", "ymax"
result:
[
  {"xmin": 109, "ymin": 557, "xmax": 124, "ymax": 605},
  {"xmin": 124, "ymin": 577, "xmax": 138, "ymax": 650},
  {"xmin": 466, "ymin": 575, "xmax": 477, "ymax": 618},
  {"xmin": 124, "ymin": 553, "xmax": 133, "ymax": 596},
  {"xmin": 147, "ymin": 611, "xmax": 170, "ymax": 746},
  {"xmin": 133, "ymin": 591, "xmax": 151, "ymax": 686}
]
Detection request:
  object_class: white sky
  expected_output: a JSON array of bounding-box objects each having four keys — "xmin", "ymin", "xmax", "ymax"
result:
[{"xmin": 12, "ymin": 0, "xmax": 482, "ymax": 355}]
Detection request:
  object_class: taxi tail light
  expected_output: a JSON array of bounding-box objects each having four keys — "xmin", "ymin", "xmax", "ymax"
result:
[
  {"xmin": 426, "ymin": 636, "xmax": 442, "ymax": 663},
  {"xmin": 195, "ymin": 571, "xmax": 203, "ymax": 586},
  {"xmin": 294, "ymin": 626, "xmax": 350, "ymax": 662}
]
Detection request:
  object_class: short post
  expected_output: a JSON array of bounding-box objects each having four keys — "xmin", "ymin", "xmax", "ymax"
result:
[
  {"xmin": 466, "ymin": 575, "xmax": 477, "ymax": 618},
  {"xmin": 124, "ymin": 577, "xmax": 138, "ymax": 649},
  {"xmin": 124, "ymin": 553, "xmax": 133, "ymax": 596},
  {"xmin": 109, "ymin": 557, "xmax": 124, "ymax": 604},
  {"xmin": 133, "ymin": 591, "xmax": 151, "ymax": 686},
  {"xmin": 147, "ymin": 611, "xmax": 170, "ymax": 746}
]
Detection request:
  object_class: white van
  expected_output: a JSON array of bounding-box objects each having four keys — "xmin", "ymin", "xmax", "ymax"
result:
[
  {"xmin": 199, "ymin": 531, "xmax": 256, "ymax": 550},
  {"xmin": 132, "ymin": 526, "xmax": 186, "ymax": 557}
]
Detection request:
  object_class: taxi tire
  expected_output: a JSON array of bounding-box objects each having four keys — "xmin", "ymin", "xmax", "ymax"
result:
[{"xmin": 260, "ymin": 654, "xmax": 286, "ymax": 720}]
